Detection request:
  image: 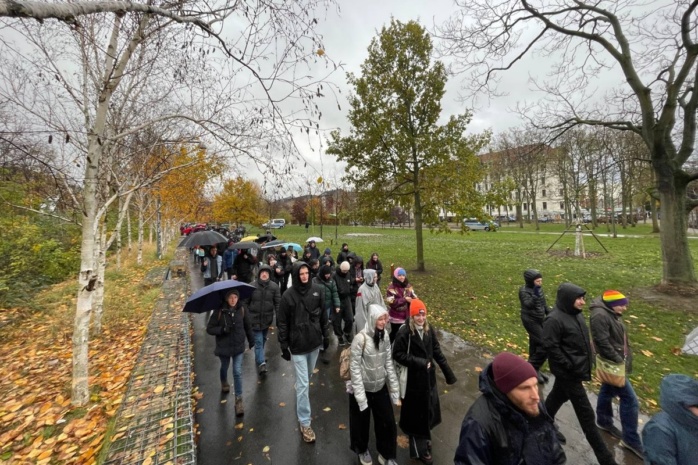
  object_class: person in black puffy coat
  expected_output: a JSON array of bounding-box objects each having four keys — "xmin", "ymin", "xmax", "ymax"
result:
[
  {"xmin": 519, "ymin": 269, "xmax": 551, "ymax": 383},
  {"xmin": 206, "ymin": 289, "xmax": 254, "ymax": 416},
  {"xmin": 543, "ymin": 282, "xmax": 618, "ymax": 465},
  {"xmin": 247, "ymin": 265, "xmax": 281, "ymax": 375},
  {"xmin": 454, "ymin": 352, "xmax": 566, "ymax": 465}
]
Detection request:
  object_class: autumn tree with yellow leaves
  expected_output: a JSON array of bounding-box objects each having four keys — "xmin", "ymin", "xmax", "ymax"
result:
[{"xmin": 211, "ymin": 177, "xmax": 266, "ymax": 228}]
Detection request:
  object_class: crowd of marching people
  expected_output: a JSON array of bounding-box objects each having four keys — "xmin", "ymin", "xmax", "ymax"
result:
[{"xmin": 193, "ymin": 238, "xmax": 697, "ymax": 465}]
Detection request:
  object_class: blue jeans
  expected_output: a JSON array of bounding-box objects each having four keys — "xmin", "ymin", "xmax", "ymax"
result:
[
  {"xmin": 291, "ymin": 348, "xmax": 320, "ymax": 427},
  {"xmin": 596, "ymin": 379, "xmax": 641, "ymax": 447},
  {"xmin": 219, "ymin": 353, "xmax": 244, "ymax": 397},
  {"xmin": 253, "ymin": 329, "xmax": 268, "ymax": 366}
]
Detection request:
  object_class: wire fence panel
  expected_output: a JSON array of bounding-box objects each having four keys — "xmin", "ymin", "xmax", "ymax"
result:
[{"xmin": 102, "ymin": 251, "xmax": 195, "ymax": 465}]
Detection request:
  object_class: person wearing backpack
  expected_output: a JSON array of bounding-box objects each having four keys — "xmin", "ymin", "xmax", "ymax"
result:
[
  {"xmin": 348, "ymin": 304, "xmax": 401, "ymax": 465},
  {"xmin": 206, "ymin": 289, "xmax": 254, "ymax": 416}
]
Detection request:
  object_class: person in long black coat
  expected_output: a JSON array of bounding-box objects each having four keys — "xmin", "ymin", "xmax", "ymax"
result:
[
  {"xmin": 392, "ymin": 298, "xmax": 456, "ymax": 465},
  {"xmin": 518, "ymin": 268, "xmax": 551, "ymax": 383}
]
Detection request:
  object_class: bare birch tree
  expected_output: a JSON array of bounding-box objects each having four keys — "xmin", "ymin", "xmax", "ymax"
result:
[
  {"xmin": 438, "ymin": 0, "xmax": 698, "ymax": 285},
  {"xmin": 1, "ymin": 0, "xmax": 339, "ymax": 405}
]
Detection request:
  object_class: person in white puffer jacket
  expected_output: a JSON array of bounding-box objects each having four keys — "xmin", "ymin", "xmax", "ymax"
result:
[{"xmin": 348, "ymin": 304, "xmax": 401, "ymax": 465}]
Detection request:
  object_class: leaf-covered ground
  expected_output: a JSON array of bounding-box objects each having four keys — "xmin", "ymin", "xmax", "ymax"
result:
[{"xmin": 0, "ymin": 246, "xmax": 166, "ymax": 464}]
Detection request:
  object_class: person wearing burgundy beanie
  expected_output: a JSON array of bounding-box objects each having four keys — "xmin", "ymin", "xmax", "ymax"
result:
[
  {"xmin": 392, "ymin": 299, "xmax": 456, "ymax": 464},
  {"xmin": 455, "ymin": 352, "xmax": 565, "ymax": 465}
]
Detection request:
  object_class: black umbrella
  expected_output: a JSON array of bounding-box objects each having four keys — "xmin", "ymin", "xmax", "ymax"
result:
[
  {"xmin": 183, "ymin": 280, "xmax": 256, "ymax": 313},
  {"xmin": 255, "ymin": 234, "xmax": 277, "ymax": 243},
  {"xmin": 181, "ymin": 230, "xmax": 229, "ymax": 247},
  {"xmin": 227, "ymin": 241, "xmax": 260, "ymax": 250}
]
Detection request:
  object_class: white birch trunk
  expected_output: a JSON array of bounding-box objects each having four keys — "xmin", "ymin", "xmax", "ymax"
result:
[
  {"xmin": 127, "ymin": 206, "xmax": 132, "ymax": 252},
  {"xmin": 92, "ymin": 224, "xmax": 107, "ymax": 335},
  {"xmin": 93, "ymin": 190, "xmax": 134, "ymax": 333},
  {"xmin": 116, "ymin": 196, "xmax": 122, "ymax": 270},
  {"xmin": 72, "ymin": 12, "xmax": 150, "ymax": 406},
  {"xmin": 137, "ymin": 207, "xmax": 144, "ymax": 265}
]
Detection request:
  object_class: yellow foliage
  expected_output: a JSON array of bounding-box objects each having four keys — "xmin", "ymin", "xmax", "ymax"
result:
[
  {"xmin": 153, "ymin": 145, "xmax": 218, "ymax": 221},
  {"xmin": 211, "ymin": 177, "xmax": 266, "ymax": 226}
]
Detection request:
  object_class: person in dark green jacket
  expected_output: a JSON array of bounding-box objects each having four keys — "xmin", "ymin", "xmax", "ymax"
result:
[{"xmin": 314, "ymin": 264, "xmax": 340, "ymax": 363}]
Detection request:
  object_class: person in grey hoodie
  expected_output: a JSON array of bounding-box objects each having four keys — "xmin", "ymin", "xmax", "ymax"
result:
[
  {"xmin": 349, "ymin": 304, "xmax": 401, "ymax": 465},
  {"xmin": 354, "ymin": 269, "xmax": 386, "ymax": 335}
]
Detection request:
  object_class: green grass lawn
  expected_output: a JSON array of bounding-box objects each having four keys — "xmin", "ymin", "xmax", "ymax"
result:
[{"xmin": 251, "ymin": 222, "xmax": 698, "ymax": 411}]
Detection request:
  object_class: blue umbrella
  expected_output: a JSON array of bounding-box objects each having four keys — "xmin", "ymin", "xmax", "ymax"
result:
[
  {"xmin": 183, "ymin": 280, "xmax": 255, "ymax": 313},
  {"xmin": 281, "ymin": 242, "xmax": 303, "ymax": 253}
]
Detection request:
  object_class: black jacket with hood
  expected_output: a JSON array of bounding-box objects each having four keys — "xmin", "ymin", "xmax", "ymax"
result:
[
  {"xmin": 519, "ymin": 269, "xmax": 550, "ymax": 322},
  {"xmin": 349, "ymin": 255, "xmax": 364, "ymax": 295},
  {"xmin": 277, "ymin": 261, "xmax": 329, "ymax": 355},
  {"xmin": 247, "ymin": 265, "xmax": 281, "ymax": 331},
  {"xmin": 232, "ymin": 249, "xmax": 257, "ymax": 283},
  {"xmin": 206, "ymin": 299, "xmax": 254, "ymax": 357},
  {"xmin": 333, "ymin": 265, "xmax": 353, "ymax": 299},
  {"xmin": 542, "ymin": 282, "xmax": 593, "ymax": 381},
  {"xmin": 454, "ymin": 364, "xmax": 566, "ymax": 465}
]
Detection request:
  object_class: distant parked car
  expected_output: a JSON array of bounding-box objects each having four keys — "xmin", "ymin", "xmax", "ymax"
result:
[
  {"xmin": 262, "ymin": 219, "xmax": 285, "ymax": 229},
  {"xmin": 495, "ymin": 215, "xmax": 517, "ymax": 223},
  {"xmin": 463, "ymin": 219, "xmax": 499, "ymax": 231}
]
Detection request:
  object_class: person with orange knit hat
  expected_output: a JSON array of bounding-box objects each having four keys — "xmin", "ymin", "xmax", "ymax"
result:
[
  {"xmin": 590, "ymin": 290, "xmax": 644, "ymax": 459},
  {"xmin": 392, "ymin": 298, "xmax": 457, "ymax": 464}
]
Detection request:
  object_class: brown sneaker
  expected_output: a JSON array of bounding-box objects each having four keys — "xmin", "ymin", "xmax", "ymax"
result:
[
  {"xmin": 235, "ymin": 396, "xmax": 244, "ymax": 417},
  {"xmin": 221, "ymin": 381, "xmax": 230, "ymax": 393},
  {"xmin": 300, "ymin": 424, "xmax": 316, "ymax": 443}
]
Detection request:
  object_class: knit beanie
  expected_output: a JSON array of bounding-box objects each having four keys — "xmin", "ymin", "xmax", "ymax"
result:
[
  {"xmin": 324, "ymin": 247, "xmax": 331, "ymax": 254},
  {"xmin": 603, "ymin": 290, "xmax": 629, "ymax": 308},
  {"xmin": 492, "ymin": 352, "xmax": 538, "ymax": 394},
  {"xmin": 394, "ymin": 267, "xmax": 407, "ymax": 279},
  {"xmin": 224, "ymin": 289, "xmax": 240, "ymax": 299},
  {"xmin": 409, "ymin": 298, "xmax": 427, "ymax": 317},
  {"xmin": 319, "ymin": 264, "xmax": 332, "ymax": 278}
]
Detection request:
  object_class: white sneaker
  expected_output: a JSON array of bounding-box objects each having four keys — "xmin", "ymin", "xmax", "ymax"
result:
[
  {"xmin": 358, "ymin": 450, "xmax": 372, "ymax": 465},
  {"xmin": 378, "ymin": 455, "xmax": 398, "ymax": 465}
]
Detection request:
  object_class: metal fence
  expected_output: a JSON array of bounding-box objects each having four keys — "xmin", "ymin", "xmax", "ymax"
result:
[{"xmin": 102, "ymin": 250, "xmax": 196, "ymax": 465}]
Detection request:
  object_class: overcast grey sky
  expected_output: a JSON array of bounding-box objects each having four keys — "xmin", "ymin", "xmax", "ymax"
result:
[{"xmin": 252, "ymin": 0, "xmax": 536, "ymax": 190}]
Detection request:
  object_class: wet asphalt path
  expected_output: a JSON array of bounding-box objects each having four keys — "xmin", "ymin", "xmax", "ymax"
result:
[{"xmin": 189, "ymin": 256, "xmax": 644, "ymax": 465}]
